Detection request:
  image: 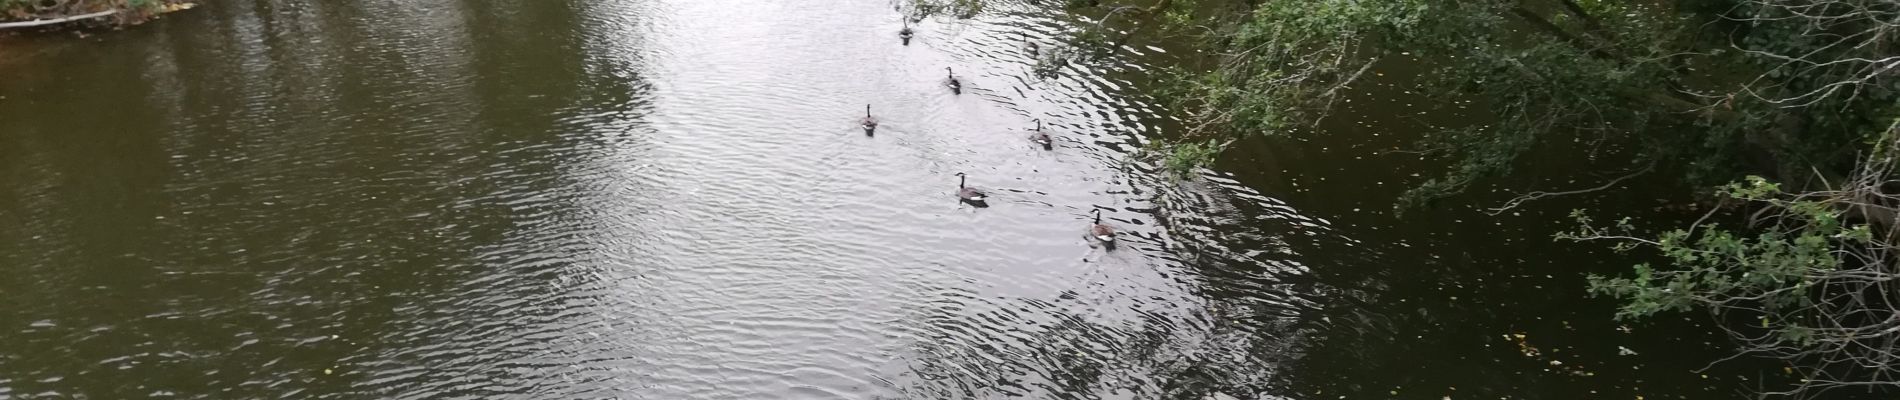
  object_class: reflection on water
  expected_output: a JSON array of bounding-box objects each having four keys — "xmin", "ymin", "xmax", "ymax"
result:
[{"xmin": 1, "ymin": 0, "xmax": 1766, "ymax": 399}]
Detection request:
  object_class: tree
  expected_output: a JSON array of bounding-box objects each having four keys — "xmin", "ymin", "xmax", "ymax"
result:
[
  {"xmin": 906, "ymin": 0, "xmax": 1892, "ymax": 201},
  {"xmin": 1569, "ymin": 121, "xmax": 1900, "ymax": 398},
  {"xmin": 1164, "ymin": 0, "xmax": 1895, "ymax": 209},
  {"xmin": 1199, "ymin": 0, "xmax": 1897, "ymax": 395}
]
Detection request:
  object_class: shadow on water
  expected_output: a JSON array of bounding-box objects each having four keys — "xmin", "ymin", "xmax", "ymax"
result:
[
  {"xmin": 0, "ymin": 0, "xmax": 1794, "ymax": 399},
  {"xmin": 0, "ymin": 0, "xmax": 661, "ymax": 397}
]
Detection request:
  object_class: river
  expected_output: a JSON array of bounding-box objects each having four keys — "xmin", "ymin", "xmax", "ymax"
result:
[{"xmin": 0, "ymin": 0, "xmax": 1784, "ymax": 399}]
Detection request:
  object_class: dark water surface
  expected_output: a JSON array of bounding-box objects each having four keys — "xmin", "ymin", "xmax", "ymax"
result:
[{"xmin": 2, "ymin": 1, "xmax": 1779, "ymax": 399}]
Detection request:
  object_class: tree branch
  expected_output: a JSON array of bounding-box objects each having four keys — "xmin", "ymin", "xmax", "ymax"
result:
[
  {"xmin": 1486, "ymin": 164, "xmax": 1655, "ymax": 215},
  {"xmin": 0, "ymin": 9, "xmax": 116, "ymax": 30},
  {"xmin": 1508, "ymin": 5, "xmax": 1626, "ymax": 64}
]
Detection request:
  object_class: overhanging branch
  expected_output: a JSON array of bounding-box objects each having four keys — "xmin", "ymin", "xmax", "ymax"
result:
[{"xmin": 1485, "ymin": 164, "xmax": 1655, "ymax": 215}]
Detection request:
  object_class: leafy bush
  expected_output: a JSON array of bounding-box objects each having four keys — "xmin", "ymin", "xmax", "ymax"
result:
[
  {"xmin": 1571, "ymin": 123, "xmax": 1900, "ymax": 398},
  {"xmin": 1143, "ymin": 139, "xmax": 1223, "ymax": 178}
]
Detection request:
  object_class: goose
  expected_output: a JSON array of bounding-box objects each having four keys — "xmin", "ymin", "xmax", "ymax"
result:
[
  {"xmin": 945, "ymin": 67, "xmax": 961, "ymax": 94},
  {"xmin": 1029, "ymin": 119, "xmax": 1052, "ymax": 150},
  {"xmin": 861, "ymin": 104, "xmax": 877, "ymax": 133},
  {"xmin": 899, "ymin": 20, "xmax": 914, "ymax": 45},
  {"xmin": 1023, "ymin": 32, "xmax": 1038, "ymax": 56},
  {"xmin": 954, "ymin": 172, "xmax": 988, "ymax": 206},
  {"xmin": 1090, "ymin": 209, "xmax": 1117, "ymax": 248}
]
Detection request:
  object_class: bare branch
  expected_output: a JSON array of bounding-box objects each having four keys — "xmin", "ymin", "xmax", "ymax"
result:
[{"xmin": 1485, "ymin": 164, "xmax": 1655, "ymax": 215}]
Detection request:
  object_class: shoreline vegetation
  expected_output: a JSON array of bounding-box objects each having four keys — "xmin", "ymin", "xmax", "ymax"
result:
[{"xmin": 0, "ymin": 0, "xmax": 193, "ymax": 30}]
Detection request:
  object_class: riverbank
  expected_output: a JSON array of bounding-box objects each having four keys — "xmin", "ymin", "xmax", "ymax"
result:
[
  {"xmin": 0, "ymin": 0, "xmax": 194, "ymax": 30},
  {"xmin": 0, "ymin": 1, "xmax": 195, "ymax": 65}
]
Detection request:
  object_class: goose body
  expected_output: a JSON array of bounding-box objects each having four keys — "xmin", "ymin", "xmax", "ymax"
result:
[
  {"xmin": 1030, "ymin": 119, "xmax": 1052, "ymax": 150},
  {"xmin": 945, "ymin": 67, "xmax": 961, "ymax": 94},
  {"xmin": 955, "ymin": 172, "xmax": 988, "ymax": 206},
  {"xmin": 861, "ymin": 104, "xmax": 877, "ymax": 133},
  {"xmin": 1090, "ymin": 209, "xmax": 1117, "ymax": 247},
  {"xmin": 960, "ymin": 187, "xmax": 985, "ymax": 201}
]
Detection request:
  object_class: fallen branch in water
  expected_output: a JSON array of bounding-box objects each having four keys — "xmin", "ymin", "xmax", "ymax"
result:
[
  {"xmin": 0, "ymin": 2, "xmax": 196, "ymax": 30},
  {"xmin": 0, "ymin": 10, "xmax": 118, "ymax": 30},
  {"xmin": 1485, "ymin": 163, "xmax": 1654, "ymax": 215}
]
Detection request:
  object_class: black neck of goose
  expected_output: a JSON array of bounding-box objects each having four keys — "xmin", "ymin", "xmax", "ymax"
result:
[
  {"xmin": 1093, "ymin": 210, "xmax": 1101, "ymax": 224},
  {"xmin": 959, "ymin": 175, "xmax": 965, "ymax": 188},
  {"xmin": 865, "ymin": 105, "xmax": 870, "ymax": 117}
]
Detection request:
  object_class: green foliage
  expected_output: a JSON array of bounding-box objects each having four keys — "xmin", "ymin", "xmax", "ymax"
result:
[
  {"xmin": 902, "ymin": 0, "xmax": 986, "ymax": 20},
  {"xmin": 894, "ymin": 0, "xmax": 1891, "ymax": 204},
  {"xmin": 882, "ymin": 0, "xmax": 1898, "ymax": 211},
  {"xmin": 1570, "ymin": 123, "xmax": 1900, "ymax": 393},
  {"xmin": 1135, "ymin": 0, "xmax": 1891, "ymax": 211},
  {"xmin": 1143, "ymin": 139, "xmax": 1225, "ymax": 178},
  {"xmin": 1568, "ymin": 175, "xmax": 1846, "ymax": 322},
  {"xmin": 1162, "ymin": 0, "xmax": 1709, "ymax": 207}
]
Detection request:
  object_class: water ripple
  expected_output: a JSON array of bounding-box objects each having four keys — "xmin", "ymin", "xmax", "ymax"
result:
[{"xmin": 0, "ymin": 0, "xmax": 1344, "ymax": 398}]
